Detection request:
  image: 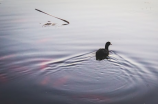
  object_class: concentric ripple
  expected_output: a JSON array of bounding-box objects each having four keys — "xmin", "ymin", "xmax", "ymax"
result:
[{"xmin": 22, "ymin": 50, "xmax": 149, "ymax": 104}]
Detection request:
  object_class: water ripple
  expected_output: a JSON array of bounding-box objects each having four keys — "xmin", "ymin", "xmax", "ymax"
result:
[
  {"xmin": 36, "ymin": 50, "xmax": 147, "ymax": 94},
  {"xmin": 0, "ymin": 49, "xmax": 154, "ymax": 103}
]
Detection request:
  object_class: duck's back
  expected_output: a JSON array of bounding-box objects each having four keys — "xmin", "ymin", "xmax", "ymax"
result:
[{"xmin": 96, "ymin": 49, "xmax": 109, "ymax": 60}]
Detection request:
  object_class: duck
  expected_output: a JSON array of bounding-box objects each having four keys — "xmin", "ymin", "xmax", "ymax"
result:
[{"xmin": 96, "ymin": 42, "xmax": 112, "ymax": 60}]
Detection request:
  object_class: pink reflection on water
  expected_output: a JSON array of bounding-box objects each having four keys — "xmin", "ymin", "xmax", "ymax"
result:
[
  {"xmin": 0, "ymin": 54, "xmax": 15, "ymax": 60},
  {"xmin": 13, "ymin": 18, "xmax": 28, "ymax": 23},
  {"xmin": 73, "ymin": 94, "xmax": 110, "ymax": 102},
  {"xmin": 40, "ymin": 76, "xmax": 69, "ymax": 87},
  {"xmin": 36, "ymin": 38, "xmax": 51, "ymax": 44},
  {"xmin": 39, "ymin": 59, "xmax": 52, "ymax": 70},
  {"xmin": 41, "ymin": 76, "xmax": 50, "ymax": 85},
  {"xmin": 0, "ymin": 74, "xmax": 7, "ymax": 83},
  {"xmin": 10, "ymin": 65, "xmax": 28, "ymax": 73},
  {"xmin": 53, "ymin": 76, "xmax": 69, "ymax": 87}
]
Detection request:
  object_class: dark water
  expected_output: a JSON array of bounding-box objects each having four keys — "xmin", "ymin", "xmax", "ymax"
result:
[{"xmin": 0, "ymin": 0, "xmax": 158, "ymax": 104}]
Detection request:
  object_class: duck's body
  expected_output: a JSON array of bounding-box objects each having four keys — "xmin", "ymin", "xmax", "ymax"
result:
[
  {"xmin": 96, "ymin": 42, "xmax": 112, "ymax": 60},
  {"xmin": 96, "ymin": 48, "xmax": 109, "ymax": 58}
]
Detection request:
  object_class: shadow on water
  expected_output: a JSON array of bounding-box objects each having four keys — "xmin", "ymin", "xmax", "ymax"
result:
[{"xmin": 42, "ymin": 21, "xmax": 56, "ymax": 27}]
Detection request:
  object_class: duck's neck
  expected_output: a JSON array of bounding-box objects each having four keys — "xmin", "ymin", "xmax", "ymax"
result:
[{"xmin": 105, "ymin": 45, "xmax": 109, "ymax": 50}]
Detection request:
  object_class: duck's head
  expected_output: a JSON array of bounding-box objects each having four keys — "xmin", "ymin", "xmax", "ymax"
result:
[
  {"xmin": 106, "ymin": 41, "xmax": 112, "ymax": 46},
  {"xmin": 105, "ymin": 41, "xmax": 112, "ymax": 49}
]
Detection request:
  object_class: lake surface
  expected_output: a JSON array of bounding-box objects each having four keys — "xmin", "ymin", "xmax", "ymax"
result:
[{"xmin": 0, "ymin": 0, "xmax": 158, "ymax": 104}]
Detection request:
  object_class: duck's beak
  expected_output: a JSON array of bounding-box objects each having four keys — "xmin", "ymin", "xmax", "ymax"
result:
[{"xmin": 110, "ymin": 43, "xmax": 112, "ymax": 45}]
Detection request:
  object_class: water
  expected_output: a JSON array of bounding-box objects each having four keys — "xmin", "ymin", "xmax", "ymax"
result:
[{"xmin": 0, "ymin": 0, "xmax": 158, "ymax": 104}]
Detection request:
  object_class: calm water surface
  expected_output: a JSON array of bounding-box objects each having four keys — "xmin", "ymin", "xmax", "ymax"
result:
[{"xmin": 0, "ymin": 0, "xmax": 158, "ymax": 104}]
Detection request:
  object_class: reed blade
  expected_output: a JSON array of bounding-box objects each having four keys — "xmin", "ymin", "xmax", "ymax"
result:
[{"xmin": 35, "ymin": 8, "xmax": 69, "ymax": 25}]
